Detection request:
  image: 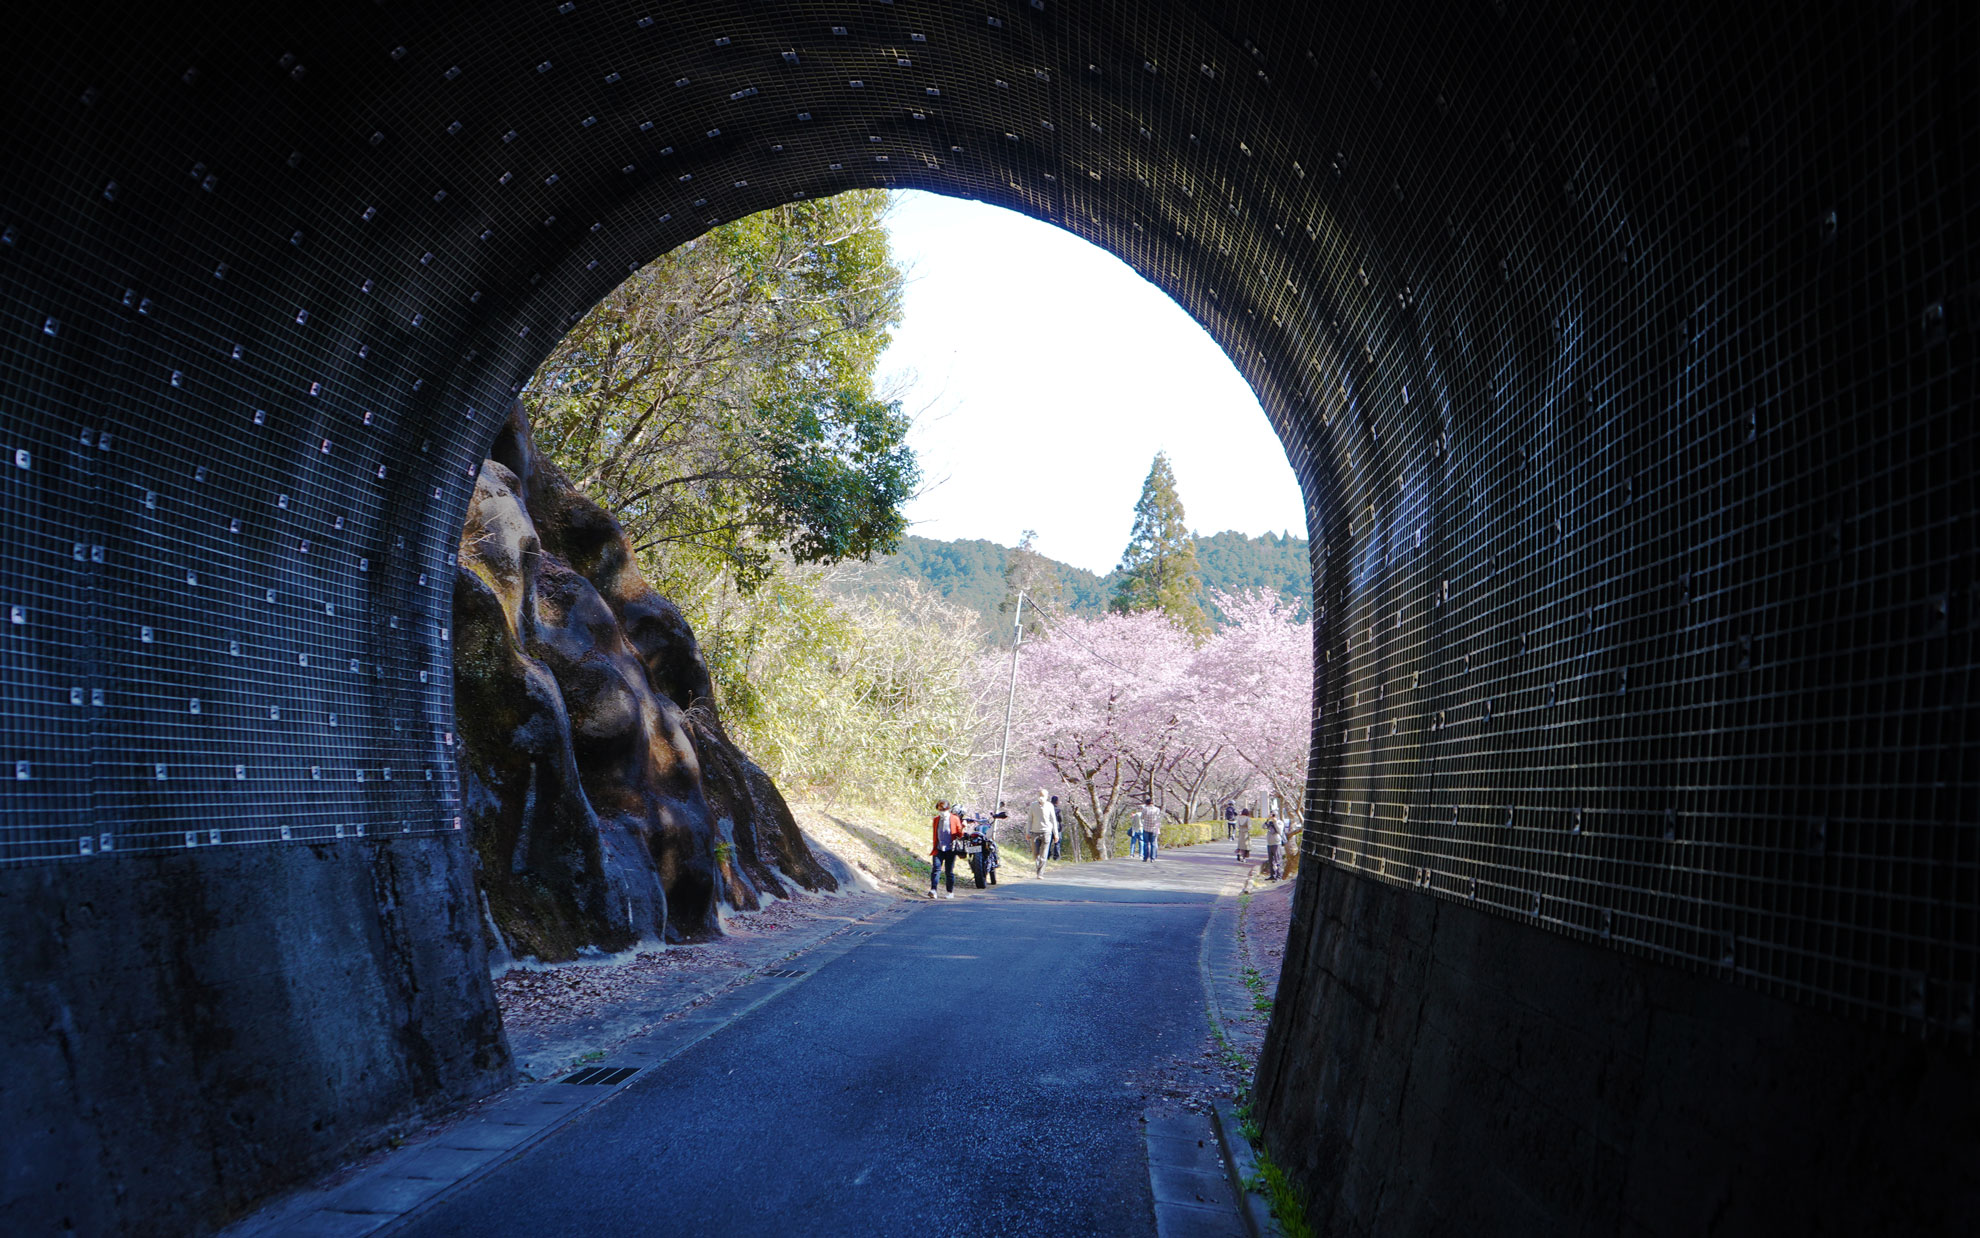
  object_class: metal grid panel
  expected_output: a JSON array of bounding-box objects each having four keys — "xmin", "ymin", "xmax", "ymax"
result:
[{"xmin": 0, "ymin": 0, "xmax": 1973, "ymax": 1043}]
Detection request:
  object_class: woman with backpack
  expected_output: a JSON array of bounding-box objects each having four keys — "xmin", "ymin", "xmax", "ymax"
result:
[{"xmin": 929, "ymin": 800, "xmax": 962, "ymax": 899}]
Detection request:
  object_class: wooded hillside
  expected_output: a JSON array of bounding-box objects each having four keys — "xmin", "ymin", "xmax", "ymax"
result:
[{"xmin": 840, "ymin": 530, "xmax": 1309, "ymax": 635}]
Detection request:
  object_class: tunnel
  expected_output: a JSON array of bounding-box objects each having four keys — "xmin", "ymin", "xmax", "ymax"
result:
[{"xmin": 1, "ymin": 0, "xmax": 1975, "ymax": 1233}]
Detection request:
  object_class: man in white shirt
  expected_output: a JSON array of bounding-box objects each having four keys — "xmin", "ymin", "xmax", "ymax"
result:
[
  {"xmin": 1028, "ymin": 789, "xmax": 1058, "ymax": 877},
  {"xmin": 1136, "ymin": 799, "xmax": 1163, "ymax": 862}
]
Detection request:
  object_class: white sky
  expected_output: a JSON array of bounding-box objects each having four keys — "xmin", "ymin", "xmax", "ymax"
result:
[{"xmin": 875, "ymin": 190, "xmax": 1307, "ymax": 577}]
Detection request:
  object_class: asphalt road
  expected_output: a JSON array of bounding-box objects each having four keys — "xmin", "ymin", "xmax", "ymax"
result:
[{"xmin": 394, "ymin": 846, "xmax": 1241, "ymax": 1238}]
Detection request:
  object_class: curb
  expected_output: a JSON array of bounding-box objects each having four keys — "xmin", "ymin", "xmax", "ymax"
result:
[
  {"xmin": 1210, "ymin": 1100, "xmax": 1281, "ymax": 1238},
  {"xmin": 1198, "ymin": 872, "xmax": 1267, "ymax": 1062}
]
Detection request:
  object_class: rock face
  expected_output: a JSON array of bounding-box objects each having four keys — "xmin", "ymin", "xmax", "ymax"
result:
[{"xmin": 453, "ymin": 403, "xmax": 837, "ymax": 956}]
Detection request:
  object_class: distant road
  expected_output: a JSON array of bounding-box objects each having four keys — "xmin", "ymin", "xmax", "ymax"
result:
[{"xmin": 394, "ymin": 848, "xmax": 1241, "ymax": 1238}]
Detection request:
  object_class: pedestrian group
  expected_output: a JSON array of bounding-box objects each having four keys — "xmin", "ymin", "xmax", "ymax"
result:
[{"xmin": 928, "ymin": 791, "xmax": 1289, "ymax": 897}]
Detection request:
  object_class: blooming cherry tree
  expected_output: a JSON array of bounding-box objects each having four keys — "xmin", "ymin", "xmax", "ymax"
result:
[
  {"xmin": 987, "ymin": 589, "xmax": 1312, "ymax": 855},
  {"xmin": 995, "ymin": 609, "xmax": 1193, "ymax": 857},
  {"xmin": 1190, "ymin": 590, "xmax": 1313, "ymax": 818}
]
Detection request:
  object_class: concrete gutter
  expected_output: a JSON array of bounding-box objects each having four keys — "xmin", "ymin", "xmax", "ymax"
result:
[{"xmin": 1210, "ymin": 1100, "xmax": 1282, "ymax": 1238}]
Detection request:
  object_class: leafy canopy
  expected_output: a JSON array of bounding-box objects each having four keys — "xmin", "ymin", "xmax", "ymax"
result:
[
  {"xmin": 996, "ymin": 589, "xmax": 1311, "ymax": 838},
  {"xmin": 525, "ymin": 190, "xmax": 916, "ymax": 589}
]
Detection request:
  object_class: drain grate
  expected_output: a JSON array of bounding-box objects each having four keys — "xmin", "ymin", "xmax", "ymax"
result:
[
  {"xmin": 562, "ymin": 1065, "xmax": 640, "ymax": 1086},
  {"xmin": 762, "ymin": 968, "xmax": 808, "ymax": 978}
]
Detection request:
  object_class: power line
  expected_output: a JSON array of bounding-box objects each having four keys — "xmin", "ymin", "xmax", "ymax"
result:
[{"xmin": 1020, "ymin": 596, "xmax": 1168, "ymax": 684}]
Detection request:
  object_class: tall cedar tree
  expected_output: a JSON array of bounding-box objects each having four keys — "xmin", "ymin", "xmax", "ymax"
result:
[{"xmin": 1109, "ymin": 453, "xmax": 1211, "ymax": 637}]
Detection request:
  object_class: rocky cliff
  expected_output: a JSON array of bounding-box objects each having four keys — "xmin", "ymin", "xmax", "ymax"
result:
[{"xmin": 453, "ymin": 403, "xmax": 837, "ymax": 957}]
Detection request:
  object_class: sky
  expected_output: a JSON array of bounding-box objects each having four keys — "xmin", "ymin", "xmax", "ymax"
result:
[{"xmin": 874, "ymin": 190, "xmax": 1307, "ymax": 577}]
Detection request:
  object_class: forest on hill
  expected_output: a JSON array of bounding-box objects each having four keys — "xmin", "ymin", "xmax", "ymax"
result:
[{"xmin": 840, "ymin": 529, "xmax": 1310, "ymax": 635}]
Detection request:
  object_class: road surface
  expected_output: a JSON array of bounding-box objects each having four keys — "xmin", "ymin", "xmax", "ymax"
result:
[{"xmin": 394, "ymin": 846, "xmax": 1244, "ymax": 1238}]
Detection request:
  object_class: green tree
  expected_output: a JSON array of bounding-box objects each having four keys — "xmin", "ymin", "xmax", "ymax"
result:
[
  {"xmin": 754, "ymin": 389, "xmax": 917, "ymax": 565},
  {"xmin": 1109, "ymin": 452, "xmax": 1210, "ymax": 637},
  {"xmin": 525, "ymin": 191, "xmax": 915, "ymax": 590}
]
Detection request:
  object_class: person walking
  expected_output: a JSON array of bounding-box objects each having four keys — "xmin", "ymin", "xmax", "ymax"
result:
[
  {"xmin": 1028, "ymin": 788, "xmax": 1058, "ymax": 878},
  {"xmin": 1263, "ymin": 813, "xmax": 1284, "ymax": 880},
  {"xmin": 1136, "ymin": 799, "xmax": 1163, "ymax": 862},
  {"xmin": 1236, "ymin": 808, "xmax": 1253, "ymax": 864},
  {"xmin": 928, "ymin": 800, "xmax": 961, "ymax": 899},
  {"xmin": 1048, "ymin": 795, "xmax": 1064, "ymax": 860},
  {"xmin": 1223, "ymin": 800, "xmax": 1238, "ymax": 841}
]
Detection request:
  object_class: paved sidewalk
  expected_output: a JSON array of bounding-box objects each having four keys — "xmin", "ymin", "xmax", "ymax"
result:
[
  {"xmin": 1145, "ymin": 1109, "xmax": 1248, "ymax": 1238},
  {"xmin": 1194, "ymin": 844, "xmax": 1291, "ymax": 1236},
  {"xmin": 1200, "ymin": 853, "xmax": 1270, "ymax": 1062}
]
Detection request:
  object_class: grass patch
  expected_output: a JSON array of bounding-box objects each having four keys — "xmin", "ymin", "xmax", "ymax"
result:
[
  {"xmin": 1251, "ymin": 1153, "xmax": 1316, "ymax": 1238},
  {"xmin": 1234, "ymin": 1093, "xmax": 1314, "ymax": 1238},
  {"xmin": 1236, "ymin": 1092, "xmax": 1262, "ymax": 1142},
  {"xmin": 1208, "ymin": 1019, "xmax": 1249, "ymax": 1073},
  {"xmin": 832, "ymin": 816, "xmax": 930, "ymax": 885},
  {"xmin": 1241, "ymin": 965, "xmax": 1273, "ymax": 1013}
]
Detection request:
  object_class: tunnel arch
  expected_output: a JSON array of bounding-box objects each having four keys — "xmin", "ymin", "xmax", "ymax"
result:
[{"xmin": 2, "ymin": 0, "xmax": 1975, "ymax": 1232}]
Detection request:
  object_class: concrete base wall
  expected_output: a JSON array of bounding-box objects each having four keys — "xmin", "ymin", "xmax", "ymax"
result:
[
  {"xmin": 1256, "ymin": 863, "xmax": 1980, "ymax": 1235},
  {"xmin": 0, "ymin": 837, "xmax": 511, "ymax": 1237}
]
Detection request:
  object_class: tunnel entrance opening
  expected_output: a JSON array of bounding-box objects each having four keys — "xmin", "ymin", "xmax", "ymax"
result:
[
  {"xmin": 2, "ymin": 1, "xmax": 1975, "ymax": 1234},
  {"xmin": 459, "ymin": 183, "xmax": 1313, "ymax": 958}
]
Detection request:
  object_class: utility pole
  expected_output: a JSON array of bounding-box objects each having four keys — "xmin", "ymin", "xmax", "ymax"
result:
[{"xmin": 992, "ymin": 590, "xmax": 1025, "ymax": 817}]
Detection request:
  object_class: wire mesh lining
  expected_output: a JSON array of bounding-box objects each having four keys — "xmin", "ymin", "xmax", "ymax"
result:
[{"xmin": 0, "ymin": 0, "xmax": 1972, "ymax": 1043}]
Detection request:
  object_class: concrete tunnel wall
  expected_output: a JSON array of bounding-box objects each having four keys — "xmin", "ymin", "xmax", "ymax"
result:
[{"xmin": 0, "ymin": 0, "xmax": 1973, "ymax": 1232}]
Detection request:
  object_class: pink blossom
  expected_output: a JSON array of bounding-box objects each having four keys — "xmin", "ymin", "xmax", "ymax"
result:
[{"xmin": 984, "ymin": 592, "xmax": 1311, "ymax": 852}]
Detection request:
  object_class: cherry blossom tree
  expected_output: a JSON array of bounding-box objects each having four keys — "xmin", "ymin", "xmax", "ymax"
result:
[
  {"xmin": 994, "ymin": 609, "xmax": 1193, "ymax": 858},
  {"xmin": 987, "ymin": 590, "xmax": 1312, "ymax": 857},
  {"xmin": 1159, "ymin": 741, "xmax": 1235, "ymax": 825},
  {"xmin": 1190, "ymin": 590, "xmax": 1313, "ymax": 820},
  {"xmin": 1120, "ymin": 667, "xmax": 1233, "ymax": 823}
]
